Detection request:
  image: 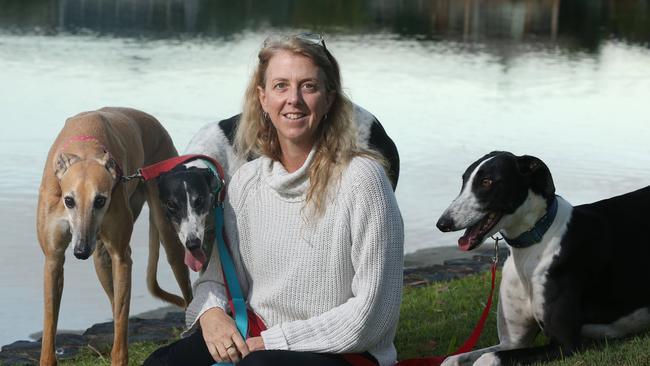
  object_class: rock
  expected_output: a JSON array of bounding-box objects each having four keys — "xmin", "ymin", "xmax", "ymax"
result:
[
  {"xmin": 0, "ymin": 340, "xmax": 40, "ymax": 365},
  {"xmin": 0, "ymin": 333, "xmax": 86, "ymax": 365},
  {"xmin": 0, "ymin": 313, "xmax": 185, "ymax": 365},
  {"xmin": 403, "ymin": 246, "xmax": 509, "ymax": 287},
  {"xmin": 84, "ymin": 316, "xmax": 185, "ymax": 348}
]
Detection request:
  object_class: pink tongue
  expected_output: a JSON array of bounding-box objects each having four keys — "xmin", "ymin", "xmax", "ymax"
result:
[
  {"xmin": 458, "ymin": 225, "xmax": 482, "ymax": 251},
  {"xmin": 184, "ymin": 249, "xmax": 207, "ymax": 272},
  {"xmin": 458, "ymin": 235, "xmax": 473, "ymax": 251}
]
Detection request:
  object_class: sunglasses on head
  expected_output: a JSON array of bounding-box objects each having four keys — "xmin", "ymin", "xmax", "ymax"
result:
[
  {"xmin": 296, "ymin": 32, "xmax": 326, "ymax": 49},
  {"xmin": 263, "ymin": 32, "xmax": 327, "ymax": 50}
]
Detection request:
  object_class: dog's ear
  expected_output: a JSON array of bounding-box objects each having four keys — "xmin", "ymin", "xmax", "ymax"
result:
[
  {"xmin": 99, "ymin": 151, "xmax": 118, "ymax": 180},
  {"xmin": 55, "ymin": 153, "xmax": 81, "ymax": 180},
  {"xmin": 156, "ymin": 170, "xmax": 169, "ymax": 183},
  {"xmin": 517, "ymin": 155, "xmax": 556, "ymax": 200},
  {"xmin": 516, "ymin": 155, "xmax": 542, "ymax": 176},
  {"xmin": 201, "ymin": 169, "xmax": 221, "ymax": 193}
]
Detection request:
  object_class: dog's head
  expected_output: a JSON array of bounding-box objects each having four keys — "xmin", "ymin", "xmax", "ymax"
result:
[
  {"xmin": 436, "ymin": 151, "xmax": 555, "ymax": 251},
  {"xmin": 157, "ymin": 165, "xmax": 220, "ymax": 272},
  {"xmin": 55, "ymin": 151, "xmax": 118, "ymax": 259}
]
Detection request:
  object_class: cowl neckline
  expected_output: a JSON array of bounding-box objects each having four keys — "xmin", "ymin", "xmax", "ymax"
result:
[{"xmin": 261, "ymin": 145, "xmax": 317, "ymax": 201}]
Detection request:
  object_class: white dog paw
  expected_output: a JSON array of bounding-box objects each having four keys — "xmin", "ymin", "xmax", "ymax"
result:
[
  {"xmin": 473, "ymin": 353, "xmax": 501, "ymax": 366},
  {"xmin": 441, "ymin": 355, "xmax": 462, "ymax": 366}
]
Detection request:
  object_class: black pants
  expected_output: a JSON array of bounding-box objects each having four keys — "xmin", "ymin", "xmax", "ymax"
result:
[{"xmin": 143, "ymin": 330, "xmax": 378, "ymax": 366}]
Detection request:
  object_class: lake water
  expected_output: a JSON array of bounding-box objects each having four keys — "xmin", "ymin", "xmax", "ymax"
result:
[{"xmin": 1, "ymin": 0, "xmax": 650, "ymax": 347}]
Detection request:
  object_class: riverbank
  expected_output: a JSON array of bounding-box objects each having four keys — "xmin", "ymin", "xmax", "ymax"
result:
[{"xmin": 0, "ymin": 245, "xmax": 508, "ymax": 365}]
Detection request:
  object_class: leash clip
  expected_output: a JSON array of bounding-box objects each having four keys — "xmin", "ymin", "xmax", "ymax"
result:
[
  {"xmin": 490, "ymin": 235, "xmax": 502, "ymax": 264},
  {"xmin": 212, "ymin": 177, "xmax": 226, "ymax": 209},
  {"xmin": 121, "ymin": 169, "xmax": 143, "ymax": 182}
]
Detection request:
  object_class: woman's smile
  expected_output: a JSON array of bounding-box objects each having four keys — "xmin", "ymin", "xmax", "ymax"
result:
[{"xmin": 282, "ymin": 112, "xmax": 307, "ymax": 121}]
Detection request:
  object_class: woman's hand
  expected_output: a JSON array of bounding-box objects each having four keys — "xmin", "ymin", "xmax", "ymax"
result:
[
  {"xmin": 245, "ymin": 336, "xmax": 265, "ymax": 352},
  {"xmin": 199, "ymin": 307, "xmax": 250, "ymax": 363}
]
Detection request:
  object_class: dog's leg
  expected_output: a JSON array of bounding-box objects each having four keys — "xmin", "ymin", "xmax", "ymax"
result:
[
  {"xmin": 107, "ymin": 243, "xmax": 133, "ymax": 366},
  {"xmin": 441, "ymin": 301, "xmax": 539, "ymax": 366},
  {"xmin": 488, "ymin": 290, "xmax": 581, "ymax": 365},
  {"xmin": 443, "ymin": 260, "xmax": 540, "ymax": 366},
  {"xmin": 582, "ymin": 307, "xmax": 650, "ymax": 339},
  {"xmin": 475, "ymin": 279, "xmax": 583, "ymax": 366},
  {"xmin": 93, "ymin": 240, "xmax": 114, "ymax": 306},
  {"xmin": 128, "ymin": 182, "xmax": 146, "ymax": 222},
  {"xmin": 145, "ymin": 181, "xmax": 192, "ymax": 306},
  {"xmin": 483, "ymin": 343, "xmax": 571, "ymax": 366},
  {"xmin": 40, "ymin": 248, "xmax": 66, "ymax": 366},
  {"xmin": 100, "ymin": 191, "xmax": 135, "ymax": 366},
  {"xmin": 38, "ymin": 218, "xmax": 71, "ymax": 366}
]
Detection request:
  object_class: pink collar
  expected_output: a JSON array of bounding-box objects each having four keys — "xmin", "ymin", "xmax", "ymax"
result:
[{"xmin": 58, "ymin": 135, "xmax": 124, "ymax": 188}]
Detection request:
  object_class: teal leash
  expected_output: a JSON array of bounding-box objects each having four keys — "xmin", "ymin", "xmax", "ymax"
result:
[{"xmin": 203, "ymin": 160, "xmax": 248, "ymax": 366}]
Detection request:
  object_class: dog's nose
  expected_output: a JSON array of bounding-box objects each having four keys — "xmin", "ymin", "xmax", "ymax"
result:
[
  {"xmin": 73, "ymin": 244, "xmax": 91, "ymax": 260},
  {"xmin": 436, "ymin": 216, "xmax": 454, "ymax": 232},
  {"xmin": 186, "ymin": 237, "xmax": 202, "ymax": 251}
]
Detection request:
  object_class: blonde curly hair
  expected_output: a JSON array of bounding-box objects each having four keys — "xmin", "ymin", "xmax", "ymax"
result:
[{"xmin": 235, "ymin": 34, "xmax": 380, "ymax": 216}]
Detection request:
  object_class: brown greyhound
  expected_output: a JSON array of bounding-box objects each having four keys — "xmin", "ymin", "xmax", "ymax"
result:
[{"xmin": 36, "ymin": 107, "xmax": 193, "ymax": 365}]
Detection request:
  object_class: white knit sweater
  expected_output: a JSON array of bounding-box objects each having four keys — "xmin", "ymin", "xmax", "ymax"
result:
[{"xmin": 185, "ymin": 148, "xmax": 404, "ymax": 366}]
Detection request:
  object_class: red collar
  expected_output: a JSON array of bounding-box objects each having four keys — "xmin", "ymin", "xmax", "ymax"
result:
[{"xmin": 131, "ymin": 154, "xmax": 226, "ymax": 203}]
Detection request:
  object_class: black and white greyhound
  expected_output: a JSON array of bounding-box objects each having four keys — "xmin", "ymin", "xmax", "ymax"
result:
[
  {"xmin": 157, "ymin": 105, "xmax": 400, "ymax": 272},
  {"xmin": 436, "ymin": 151, "xmax": 650, "ymax": 366}
]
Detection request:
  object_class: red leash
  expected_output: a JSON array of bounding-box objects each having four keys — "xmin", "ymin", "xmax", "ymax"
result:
[
  {"xmin": 396, "ymin": 261, "xmax": 497, "ymax": 366},
  {"xmin": 124, "ymin": 154, "xmax": 226, "ymax": 202},
  {"xmin": 397, "ymin": 237, "xmax": 501, "ymax": 366}
]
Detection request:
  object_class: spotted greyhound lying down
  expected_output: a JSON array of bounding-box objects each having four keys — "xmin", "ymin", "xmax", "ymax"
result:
[
  {"xmin": 156, "ymin": 105, "xmax": 400, "ymax": 273},
  {"xmin": 436, "ymin": 151, "xmax": 650, "ymax": 366}
]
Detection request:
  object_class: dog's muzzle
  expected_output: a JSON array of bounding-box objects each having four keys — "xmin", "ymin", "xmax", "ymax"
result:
[
  {"xmin": 73, "ymin": 243, "xmax": 92, "ymax": 260},
  {"xmin": 184, "ymin": 236, "xmax": 208, "ymax": 272},
  {"xmin": 436, "ymin": 215, "xmax": 455, "ymax": 232},
  {"xmin": 186, "ymin": 236, "xmax": 202, "ymax": 251}
]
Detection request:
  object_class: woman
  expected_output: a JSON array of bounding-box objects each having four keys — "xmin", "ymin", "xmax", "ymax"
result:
[{"xmin": 145, "ymin": 33, "xmax": 404, "ymax": 366}]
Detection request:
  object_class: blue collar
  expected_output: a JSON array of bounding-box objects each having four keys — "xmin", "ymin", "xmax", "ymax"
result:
[{"xmin": 503, "ymin": 196, "xmax": 559, "ymax": 248}]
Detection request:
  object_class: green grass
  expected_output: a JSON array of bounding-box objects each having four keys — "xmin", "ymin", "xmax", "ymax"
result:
[
  {"xmin": 56, "ymin": 271, "xmax": 650, "ymax": 365},
  {"xmin": 395, "ymin": 271, "xmax": 650, "ymax": 366},
  {"xmin": 58, "ymin": 342, "xmax": 161, "ymax": 366},
  {"xmin": 396, "ymin": 270, "xmax": 503, "ymax": 359}
]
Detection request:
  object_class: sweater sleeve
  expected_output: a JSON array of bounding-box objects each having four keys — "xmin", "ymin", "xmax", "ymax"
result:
[{"xmin": 261, "ymin": 159, "xmax": 404, "ymax": 352}]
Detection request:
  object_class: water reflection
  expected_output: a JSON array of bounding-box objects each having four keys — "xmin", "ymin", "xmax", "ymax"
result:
[{"xmin": 1, "ymin": 0, "xmax": 649, "ymax": 50}]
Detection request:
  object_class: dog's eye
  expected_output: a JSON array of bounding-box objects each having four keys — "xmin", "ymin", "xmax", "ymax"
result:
[
  {"xmin": 94, "ymin": 196, "xmax": 107, "ymax": 209},
  {"xmin": 166, "ymin": 200, "xmax": 178, "ymax": 213},
  {"xmin": 481, "ymin": 178, "xmax": 493, "ymax": 188},
  {"xmin": 64, "ymin": 196, "xmax": 75, "ymax": 209},
  {"xmin": 194, "ymin": 197, "xmax": 203, "ymax": 207}
]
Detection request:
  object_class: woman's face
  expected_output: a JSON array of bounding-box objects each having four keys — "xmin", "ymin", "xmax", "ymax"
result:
[{"xmin": 258, "ymin": 50, "xmax": 334, "ymax": 152}]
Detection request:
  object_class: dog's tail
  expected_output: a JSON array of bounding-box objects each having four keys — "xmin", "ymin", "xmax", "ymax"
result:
[{"xmin": 146, "ymin": 213, "xmax": 189, "ymax": 308}]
